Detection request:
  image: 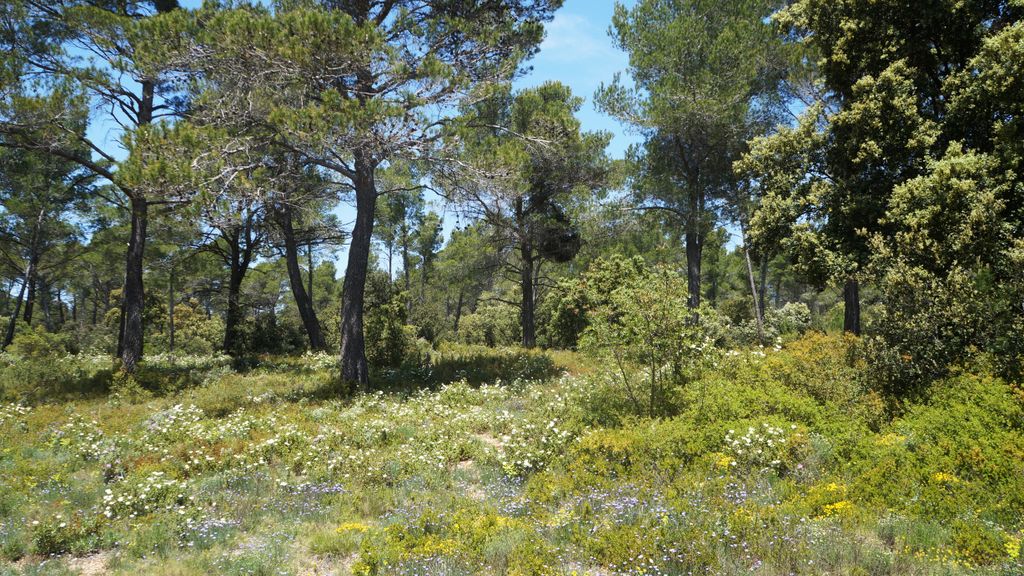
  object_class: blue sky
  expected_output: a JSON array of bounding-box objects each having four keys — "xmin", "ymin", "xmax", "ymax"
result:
[{"xmin": 517, "ymin": 0, "xmax": 638, "ymax": 159}]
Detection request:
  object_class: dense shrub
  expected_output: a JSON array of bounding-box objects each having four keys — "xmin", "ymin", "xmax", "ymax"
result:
[
  {"xmin": 0, "ymin": 329, "xmax": 112, "ymax": 402},
  {"xmin": 545, "ymin": 255, "xmax": 649, "ymax": 349},
  {"xmin": 145, "ymin": 299, "xmax": 225, "ymax": 356},
  {"xmin": 851, "ymin": 370, "xmax": 1024, "ymax": 526},
  {"xmin": 768, "ymin": 301, "xmax": 812, "ymax": 336},
  {"xmin": 580, "ymin": 265, "xmax": 717, "ymax": 416},
  {"xmin": 456, "ymin": 302, "xmax": 521, "ymax": 347},
  {"xmin": 427, "ymin": 343, "xmax": 557, "ymax": 386},
  {"xmin": 365, "ymin": 292, "xmax": 427, "ymax": 370}
]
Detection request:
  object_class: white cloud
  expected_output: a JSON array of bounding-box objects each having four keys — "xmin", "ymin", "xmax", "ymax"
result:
[{"xmin": 538, "ymin": 12, "xmax": 616, "ymax": 63}]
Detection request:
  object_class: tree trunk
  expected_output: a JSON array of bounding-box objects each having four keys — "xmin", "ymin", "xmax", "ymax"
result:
[
  {"xmin": 339, "ymin": 154, "xmax": 376, "ymax": 386},
  {"xmin": 221, "ymin": 207, "xmax": 261, "ymax": 356},
  {"xmin": 119, "ymin": 196, "xmax": 147, "ymax": 372},
  {"xmin": 401, "ymin": 223, "xmax": 411, "ymax": 313},
  {"xmin": 744, "ymin": 243, "xmax": 765, "ymax": 344},
  {"xmin": 168, "ymin": 265, "xmax": 175, "ymax": 355},
  {"xmin": 843, "ymin": 278, "xmax": 861, "ymax": 335},
  {"xmin": 40, "ymin": 280, "xmax": 54, "ymax": 331},
  {"xmin": 118, "ymin": 79, "xmax": 154, "ymax": 372},
  {"xmin": 306, "ymin": 243, "xmax": 315, "ymax": 306},
  {"xmin": 22, "ymin": 253, "xmax": 38, "ymax": 324},
  {"xmin": 2, "ymin": 273, "xmax": 28, "ymax": 350},
  {"xmin": 56, "ymin": 288, "xmax": 65, "ymax": 327},
  {"xmin": 685, "ymin": 229, "xmax": 702, "ymax": 310},
  {"xmin": 223, "ymin": 247, "xmax": 245, "ymax": 356},
  {"xmin": 520, "ymin": 241, "xmax": 536, "ymax": 348},
  {"xmin": 452, "ymin": 289, "xmax": 464, "ymax": 334},
  {"xmin": 758, "ymin": 257, "xmax": 768, "ymax": 319},
  {"xmin": 685, "ymin": 186, "xmax": 703, "ymax": 310},
  {"xmin": 281, "ymin": 207, "xmax": 326, "ymax": 350},
  {"xmin": 90, "ymin": 277, "xmax": 98, "ymax": 325}
]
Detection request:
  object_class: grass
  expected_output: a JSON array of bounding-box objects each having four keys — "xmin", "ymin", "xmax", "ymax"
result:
[{"xmin": 1, "ymin": 339, "xmax": 1022, "ymax": 575}]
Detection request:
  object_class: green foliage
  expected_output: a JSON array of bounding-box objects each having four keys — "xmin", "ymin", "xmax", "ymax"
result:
[
  {"xmin": 6, "ymin": 324, "xmax": 71, "ymax": 358},
  {"xmin": 425, "ymin": 344, "xmax": 557, "ymax": 387},
  {"xmin": 0, "ymin": 345, "xmax": 112, "ymax": 404},
  {"xmin": 768, "ymin": 301, "xmax": 812, "ymax": 336},
  {"xmin": 146, "ymin": 299, "xmax": 225, "ymax": 356},
  {"xmin": 546, "ymin": 254, "xmax": 648, "ymax": 349},
  {"xmin": 866, "ymin": 142, "xmax": 1024, "ymax": 393},
  {"xmin": 851, "ymin": 370, "xmax": 1024, "ymax": 527},
  {"xmin": 746, "ymin": 1, "xmax": 1024, "ymax": 393},
  {"xmin": 456, "ymin": 302, "xmax": 521, "ymax": 348},
  {"xmin": 364, "ymin": 292, "xmax": 422, "ymax": 370},
  {"xmin": 580, "ymin": 264, "xmax": 716, "ymax": 416},
  {"xmin": 1, "ymin": 343, "xmax": 1022, "ymax": 574}
]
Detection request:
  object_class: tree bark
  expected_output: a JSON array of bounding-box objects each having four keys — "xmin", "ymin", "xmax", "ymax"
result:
[
  {"xmin": 117, "ymin": 78, "xmax": 154, "ymax": 373},
  {"xmin": 452, "ymin": 289, "xmax": 464, "ymax": 334},
  {"xmin": 168, "ymin": 265, "xmax": 175, "ymax": 355},
  {"xmin": 339, "ymin": 154, "xmax": 376, "ymax": 386},
  {"xmin": 22, "ymin": 253, "xmax": 39, "ymax": 324},
  {"xmin": 685, "ymin": 229, "xmax": 702, "ymax": 310},
  {"xmin": 223, "ymin": 259, "xmax": 244, "ymax": 355},
  {"xmin": 56, "ymin": 288, "xmax": 65, "ymax": 327},
  {"xmin": 40, "ymin": 280, "xmax": 54, "ymax": 331},
  {"xmin": 401, "ymin": 221, "xmax": 411, "ymax": 313},
  {"xmin": 2, "ymin": 273, "xmax": 28, "ymax": 350},
  {"xmin": 280, "ymin": 206, "xmax": 326, "ymax": 350},
  {"xmin": 685, "ymin": 186, "xmax": 704, "ymax": 310},
  {"xmin": 118, "ymin": 196, "xmax": 148, "ymax": 372},
  {"xmin": 520, "ymin": 241, "xmax": 536, "ymax": 348},
  {"xmin": 843, "ymin": 277, "xmax": 861, "ymax": 335},
  {"xmin": 758, "ymin": 257, "xmax": 768, "ymax": 319},
  {"xmin": 744, "ymin": 242, "xmax": 765, "ymax": 343},
  {"xmin": 306, "ymin": 243, "xmax": 315, "ymax": 306}
]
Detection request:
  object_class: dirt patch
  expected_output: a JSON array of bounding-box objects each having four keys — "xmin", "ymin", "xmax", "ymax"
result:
[
  {"xmin": 297, "ymin": 553, "xmax": 358, "ymax": 576},
  {"xmin": 67, "ymin": 551, "xmax": 113, "ymax": 576},
  {"xmin": 473, "ymin": 432, "xmax": 504, "ymax": 451}
]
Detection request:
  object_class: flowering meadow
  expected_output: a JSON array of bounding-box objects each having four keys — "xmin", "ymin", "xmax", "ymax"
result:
[{"xmin": 1, "ymin": 338, "xmax": 1023, "ymax": 575}]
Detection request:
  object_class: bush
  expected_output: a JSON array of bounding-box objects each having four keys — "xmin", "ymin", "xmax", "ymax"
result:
[
  {"xmin": 545, "ymin": 255, "xmax": 649, "ymax": 349},
  {"xmin": 456, "ymin": 302, "xmax": 521, "ymax": 348},
  {"xmin": 767, "ymin": 301, "xmax": 812, "ymax": 336},
  {"xmin": 133, "ymin": 354, "xmax": 234, "ymax": 395},
  {"xmin": 762, "ymin": 332, "xmax": 872, "ymax": 411},
  {"xmin": 580, "ymin": 265, "xmax": 717, "ymax": 417},
  {"xmin": 426, "ymin": 344, "xmax": 557, "ymax": 386},
  {"xmin": 365, "ymin": 292, "xmax": 427, "ymax": 370},
  {"xmin": 851, "ymin": 370, "xmax": 1024, "ymax": 529},
  {"xmin": 145, "ymin": 299, "xmax": 225, "ymax": 356},
  {"xmin": 6, "ymin": 325, "xmax": 71, "ymax": 357},
  {"xmin": 0, "ymin": 350, "xmax": 112, "ymax": 404}
]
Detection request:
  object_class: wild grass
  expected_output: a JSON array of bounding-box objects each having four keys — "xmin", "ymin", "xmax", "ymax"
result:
[{"xmin": 1, "ymin": 338, "xmax": 1021, "ymax": 575}]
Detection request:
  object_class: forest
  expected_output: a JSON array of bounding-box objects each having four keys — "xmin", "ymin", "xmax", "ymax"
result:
[{"xmin": 0, "ymin": 0, "xmax": 1022, "ymax": 574}]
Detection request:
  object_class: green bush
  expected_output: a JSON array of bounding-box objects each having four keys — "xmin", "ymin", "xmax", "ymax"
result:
[
  {"xmin": 6, "ymin": 325, "xmax": 72, "ymax": 357},
  {"xmin": 456, "ymin": 301, "xmax": 521, "ymax": 347},
  {"xmin": 851, "ymin": 370, "xmax": 1024, "ymax": 529},
  {"xmin": 580, "ymin": 264, "xmax": 717, "ymax": 417},
  {"xmin": 545, "ymin": 255, "xmax": 649, "ymax": 349},
  {"xmin": 133, "ymin": 354, "xmax": 234, "ymax": 394},
  {"xmin": 0, "ymin": 353, "xmax": 112, "ymax": 403},
  {"xmin": 427, "ymin": 343, "xmax": 557, "ymax": 386},
  {"xmin": 145, "ymin": 299, "xmax": 225, "ymax": 356},
  {"xmin": 365, "ymin": 292, "xmax": 426, "ymax": 369},
  {"xmin": 768, "ymin": 301, "xmax": 812, "ymax": 336}
]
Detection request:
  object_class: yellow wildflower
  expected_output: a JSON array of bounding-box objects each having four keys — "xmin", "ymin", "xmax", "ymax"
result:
[{"xmin": 336, "ymin": 521, "xmax": 369, "ymax": 533}]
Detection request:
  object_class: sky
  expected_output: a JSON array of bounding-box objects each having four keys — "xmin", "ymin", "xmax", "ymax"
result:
[{"xmin": 517, "ymin": 0, "xmax": 638, "ymax": 159}]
